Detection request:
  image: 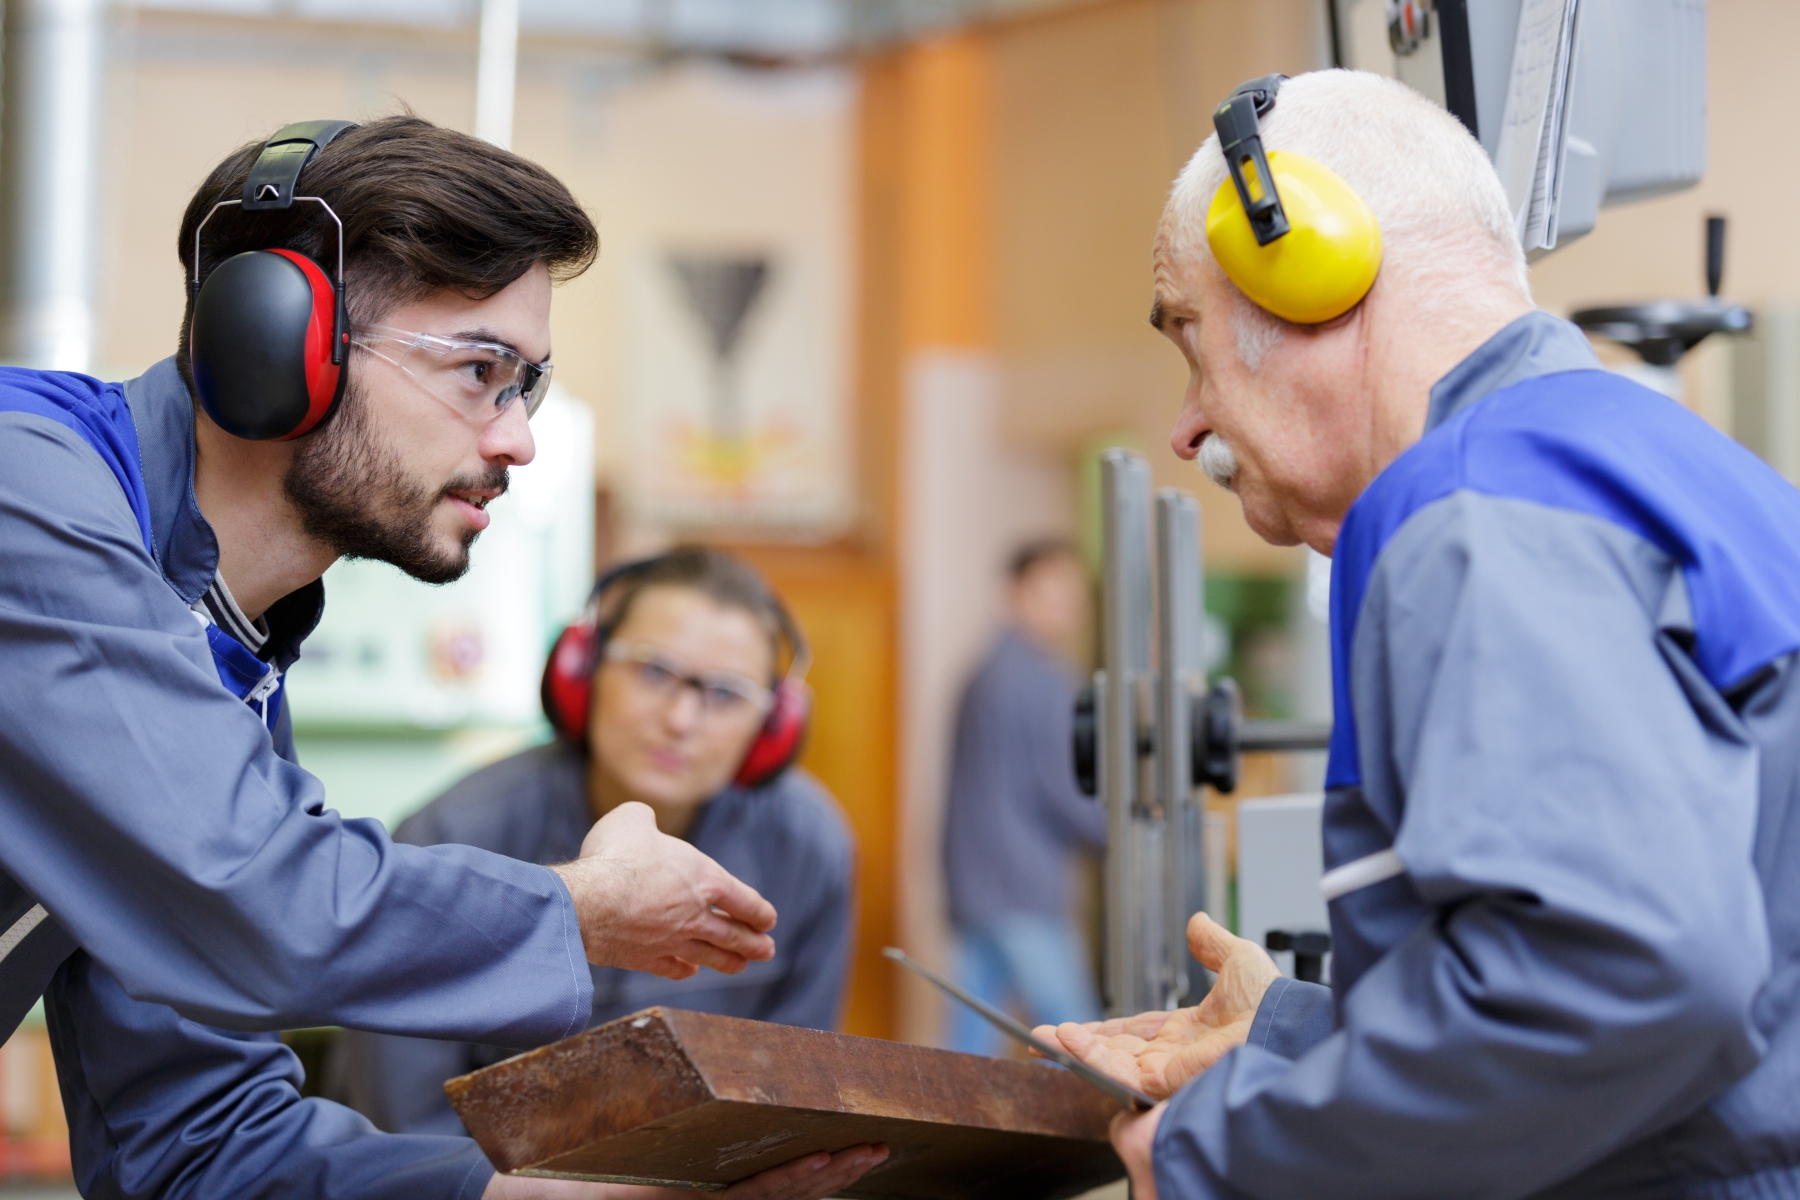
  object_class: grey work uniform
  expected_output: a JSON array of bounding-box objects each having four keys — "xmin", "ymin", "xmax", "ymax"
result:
[
  {"xmin": 1153, "ymin": 313, "xmax": 1800, "ymax": 1198},
  {"xmin": 1, "ymin": 360, "xmax": 595, "ymax": 1197}
]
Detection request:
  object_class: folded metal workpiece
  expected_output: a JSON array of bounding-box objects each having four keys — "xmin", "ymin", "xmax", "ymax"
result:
[{"xmin": 446, "ymin": 1007, "xmax": 1126, "ymax": 1199}]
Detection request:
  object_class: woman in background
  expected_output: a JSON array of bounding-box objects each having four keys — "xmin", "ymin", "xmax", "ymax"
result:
[{"xmin": 329, "ymin": 548, "xmax": 854, "ymax": 1135}]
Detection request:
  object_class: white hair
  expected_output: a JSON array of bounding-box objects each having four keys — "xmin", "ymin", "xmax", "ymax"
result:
[{"xmin": 1159, "ymin": 70, "xmax": 1531, "ymax": 365}]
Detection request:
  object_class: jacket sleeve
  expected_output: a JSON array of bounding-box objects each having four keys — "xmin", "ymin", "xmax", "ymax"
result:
[
  {"xmin": 43, "ymin": 952, "xmax": 495, "ymax": 1200},
  {"xmin": 0, "ymin": 413, "xmax": 591, "ymax": 1046},
  {"xmin": 1153, "ymin": 492, "xmax": 1769, "ymax": 1200},
  {"xmin": 324, "ymin": 1028, "xmax": 484, "ymax": 1138}
]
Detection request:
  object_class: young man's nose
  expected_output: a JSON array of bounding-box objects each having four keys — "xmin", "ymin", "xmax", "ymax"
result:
[{"xmin": 481, "ymin": 398, "xmax": 537, "ymax": 467}]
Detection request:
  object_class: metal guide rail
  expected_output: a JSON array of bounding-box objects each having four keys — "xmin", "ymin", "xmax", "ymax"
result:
[{"xmin": 1072, "ymin": 450, "xmax": 1330, "ymax": 1016}]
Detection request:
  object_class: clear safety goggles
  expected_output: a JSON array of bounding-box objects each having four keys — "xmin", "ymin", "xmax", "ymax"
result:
[
  {"xmin": 603, "ymin": 640, "xmax": 773, "ymax": 720},
  {"xmin": 350, "ymin": 325, "xmax": 553, "ymax": 423}
]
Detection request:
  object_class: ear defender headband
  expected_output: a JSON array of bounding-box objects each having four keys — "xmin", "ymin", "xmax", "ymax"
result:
[
  {"xmin": 1206, "ymin": 76, "xmax": 1382, "ymax": 325},
  {"xmin": 189, "ymin": 120, "xmax": 359, "ymax": 441},
  {"xmin": 540, "ymin": 556, "xmax": 814, "ymax": 790}
]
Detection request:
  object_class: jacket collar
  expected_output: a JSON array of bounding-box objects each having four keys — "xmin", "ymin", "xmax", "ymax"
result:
[
  {"xmin": 121, "ymin": 357, "xmax": 323, "ymax": 670},
  {"xmin": 1425, "ymin": 310, "xmax": 1602, "ymax": 433}
]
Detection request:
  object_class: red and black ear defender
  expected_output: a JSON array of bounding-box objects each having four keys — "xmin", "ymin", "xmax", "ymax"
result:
[
  {"xmin": 540, "ymin": 558, "xmax": 814, "ymax": 790},
  {"xmin": 189, "ymin": 120, "xmax": 359, "ymax": 441}
]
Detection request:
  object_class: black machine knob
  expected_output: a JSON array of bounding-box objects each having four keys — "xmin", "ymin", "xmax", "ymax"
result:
[
  {"xmin": 1265, "ymin": 929, "xmax": 1332, "ymax": 984},
  {"xmin": 1072, "ymin": 682, "xmax": 1098, "ymax": 797},
  {"xmin": 1190, "ymin": 677, "xmax": 1241, "ymax": 794}
]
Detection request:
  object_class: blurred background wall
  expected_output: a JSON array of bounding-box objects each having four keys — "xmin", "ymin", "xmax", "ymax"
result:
[{"xmin": 6, "ymin": 0, "xmax": 1800, "ymax": 1182}]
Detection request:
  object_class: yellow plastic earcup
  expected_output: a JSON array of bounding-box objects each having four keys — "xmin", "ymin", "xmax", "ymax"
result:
[{"xmin": 1206, "ymin": 151, "xmax": 1382, "ymax": 325}]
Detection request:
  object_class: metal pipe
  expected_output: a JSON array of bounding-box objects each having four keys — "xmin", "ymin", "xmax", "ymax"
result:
[
  {"xmin": 1156, "ymin": 489, "xmax": 1204, "ymax": 1008},
  {"xmin": 1237, "ymin": 720, "xmax": 1333, "ymax": 753},
  {"xmin": 475, "ymin": 0, "xmax": 521, "ymax": 150},
  {"xmin": 1099, "ymin": 450, "xmax": 1156, "ymax": 1017},
  {"xmin": 0, "ymin": 0, "xmax": 106, "ymax": 371}
]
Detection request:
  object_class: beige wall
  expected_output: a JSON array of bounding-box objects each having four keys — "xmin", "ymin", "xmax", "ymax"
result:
[{"xmin": 985, "ymin": 0, "xmax": 1325, "ymax": 575}]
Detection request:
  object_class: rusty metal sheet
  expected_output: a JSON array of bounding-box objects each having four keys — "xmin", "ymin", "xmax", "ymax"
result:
[{"xmin": 446, "ymin": 1007, "xmax": 1126, "ymax": 1199}]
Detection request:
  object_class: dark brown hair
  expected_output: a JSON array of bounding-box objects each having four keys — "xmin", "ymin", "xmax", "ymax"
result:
[
  {"xmin": 600, "ymin": 547, "xmax": 797, "ymax": 680},
  {"xmin": 175, "ymin": 114, "xmax": 598, "ymax": 383},
  {"xmin": 1009, "ymin": 537, "xmax": 1080, "ymax": 581}
]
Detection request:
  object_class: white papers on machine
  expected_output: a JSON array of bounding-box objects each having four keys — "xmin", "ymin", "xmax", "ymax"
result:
[{"xmin": 1494, "ymin": 0, "xmax": 1582, "ymax": 254}]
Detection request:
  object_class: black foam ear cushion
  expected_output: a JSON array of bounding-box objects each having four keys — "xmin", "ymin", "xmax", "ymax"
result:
[{"xmin": 191, "ymin": 250, "xmax": 343, "ymax": 440}]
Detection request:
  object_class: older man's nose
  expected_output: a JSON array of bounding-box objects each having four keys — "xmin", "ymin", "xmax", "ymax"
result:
[{"xmin": 1170, "ymin": 405, "xmax": 1209, "ymax": 461}]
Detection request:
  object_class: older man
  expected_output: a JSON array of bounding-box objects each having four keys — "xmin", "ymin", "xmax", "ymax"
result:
[{"xmin": 1044, "ymin": 71, "xmax": 1800, "ymax": 1198}]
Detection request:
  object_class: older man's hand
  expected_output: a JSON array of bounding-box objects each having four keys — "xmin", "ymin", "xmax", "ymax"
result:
[
  {"xmin": 1112, "ymin": 1104, "xmax": 1165, "ymax": 1200},
  {"xmin": 550, "ymin": 801, "xmax": 778, "ymax": 980},
  {"xmin": 1034, "ymin": 913, "xmax": 1281, "ymax": 1100}
]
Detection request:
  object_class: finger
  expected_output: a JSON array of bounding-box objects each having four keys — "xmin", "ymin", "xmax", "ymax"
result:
[
  {"xmin": 702, "ymin": 864, "xmax": 779, "ymax": 933},
  {"xmin": 721, "ymin": 1145, "xmax": 887, "ymax": 1200},
  {"xmin": 1054, "ymin": 1021, "xmax": 1097, "ymax": 1057},
  {"xmin": 673, "ymin": 939, "xmax": 751, "ymax": 976},
  {"xmin": 645, "ymin": 956, "xmax": 699, "ymax": 981},
  {"xmin": 1110, "ymin": 1106, "xmax": 1164, "ymax": 1200},
  {"xmin": 795, "ymin": 1145, "xmax": 888, "ymax": 1198},
  {"xmin": 691, "ymin": 910, "xmax": 778, "ymax": 963},
  {"xmin": 1186, "ymin": 911, "xmax": 1240, "ymax": 972}
]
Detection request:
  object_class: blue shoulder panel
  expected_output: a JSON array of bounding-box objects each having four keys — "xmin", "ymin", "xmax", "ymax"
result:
[
  {"xmin": 0, "ymin": 368, "xmax": 153, "ymax": 559},
  {"xmin": 1327, "ymin": 368, "xmax": 1800, "ymax": 789}
]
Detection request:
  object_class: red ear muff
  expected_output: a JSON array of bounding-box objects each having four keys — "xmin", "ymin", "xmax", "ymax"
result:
[
  {"xmin": 540, "ymin": 619, "xmax": 598, "ymax": 745},
  {"xmin": 734, "ymin": 679, "xmax": 811, "ymax": 789},
  {"xmin": 191, "ymin": 248, "xmax": 345, "ymax": 441}
]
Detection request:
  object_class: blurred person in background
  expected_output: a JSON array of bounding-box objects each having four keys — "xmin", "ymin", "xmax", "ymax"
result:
[
  {"xmin": 330, "ymin": 547, "xmax": 855, "ymax": 1136},
  {"xmin": 941, "ymin": 539, "xmax": 1106, "ymax": 1055}
]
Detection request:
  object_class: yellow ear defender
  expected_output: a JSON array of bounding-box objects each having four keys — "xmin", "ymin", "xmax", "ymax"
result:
[{"xmin": 1206, "ymin": 75, "xmax": 1382, "ymax": 325}]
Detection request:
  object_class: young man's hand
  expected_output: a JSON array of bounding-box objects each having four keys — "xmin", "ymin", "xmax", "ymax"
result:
[
  {"xmin": 1033, "ymin": 913, "xmax": 1281, "ymax": 1100},
  {"xmin": 483, "ymin": 1144, "xmax": 890, "ymax": 1200},
  {"xmin": 549, "ymin": 801, "xmax": 777, "ymax": 979}
]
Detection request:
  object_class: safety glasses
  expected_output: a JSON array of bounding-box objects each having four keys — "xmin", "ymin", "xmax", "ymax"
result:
[
  {"xmin": 603, "ymin": 640, "xmax": 773, "ymax": 721},
  {"xmin": 350, "ymin": 325, "xmax": 553, "ymax": 424}
]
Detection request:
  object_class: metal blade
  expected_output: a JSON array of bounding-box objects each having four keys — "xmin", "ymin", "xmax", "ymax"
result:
[{"xmin": 882, "ymin": 947, "xmax": 1155, "ymax": 1112}]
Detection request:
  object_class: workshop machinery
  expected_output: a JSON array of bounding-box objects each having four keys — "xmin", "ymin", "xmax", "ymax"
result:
[{"xmin": 1072, "ymin": 451, "xmax": 1330, "ymax": 1017}]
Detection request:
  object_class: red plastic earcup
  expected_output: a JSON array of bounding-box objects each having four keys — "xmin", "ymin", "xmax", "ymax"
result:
[
  {"xmin": 540, "ymin": 621, "xmax": 597, "ymax": 744},
  {"xmin": 190, "ymin": 249, "xmax": 344, "ymax": 441},
  {"xmin": 734, "ymin": 680, "xmax": 812, "ymax": 789}
]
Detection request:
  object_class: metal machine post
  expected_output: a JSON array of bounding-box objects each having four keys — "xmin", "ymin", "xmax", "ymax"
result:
[
  {"xmin": 1098, "ymin": 451, "xmax": 1159, "ymax": 1015},
  {"xmin": 1082, "ymin": 449, "xmax": 1330, "ymax": 1017},
  {"xmin": 1156, "ymin": 489, "xmax": 1207, "ymax": 1004}
]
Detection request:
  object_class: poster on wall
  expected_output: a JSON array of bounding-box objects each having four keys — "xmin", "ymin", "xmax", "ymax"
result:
[{"xmin": 613, "ymin": 64, "xmax": 856, "ymax": 537}]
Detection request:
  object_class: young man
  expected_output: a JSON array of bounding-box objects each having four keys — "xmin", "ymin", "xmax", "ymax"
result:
[
  {"xmin": 1043, "ymin": 70, "xmax": 1800, "ymax": 1199},
  {"xmin": 0, "ymin": 118, "xmax": 881, "ymax": 1197},
  {"xmin": 941, "ymin": 540, "xmax": 1105, "ymax": 1054},
  {"xmin": 332, "ymin": 549, "xmax": 854, "ymax": 1136}
]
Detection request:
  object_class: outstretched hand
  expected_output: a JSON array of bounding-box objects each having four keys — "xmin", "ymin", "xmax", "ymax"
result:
[
  {"xmin": 1033, "ymin": 913, "xmax": 1282, "ymax": 1101},
  {"xmin": 551, "ymin": 801, "xmax": 778, "ymax": 980}
]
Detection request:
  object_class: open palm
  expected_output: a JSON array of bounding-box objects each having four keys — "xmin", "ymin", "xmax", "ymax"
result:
[{"xmin": 1034, "ymin": 913, "xmax": 1283, "ymax": 1100}]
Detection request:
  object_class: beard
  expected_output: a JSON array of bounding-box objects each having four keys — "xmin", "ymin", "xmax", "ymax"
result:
[
  {"xmin": 282, "ymin": 380, "xmax": 507, "ymax": 585},
  {"xmin": 1195, "ymin": 431, "xmax": 1240, "ymax": 493}
]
